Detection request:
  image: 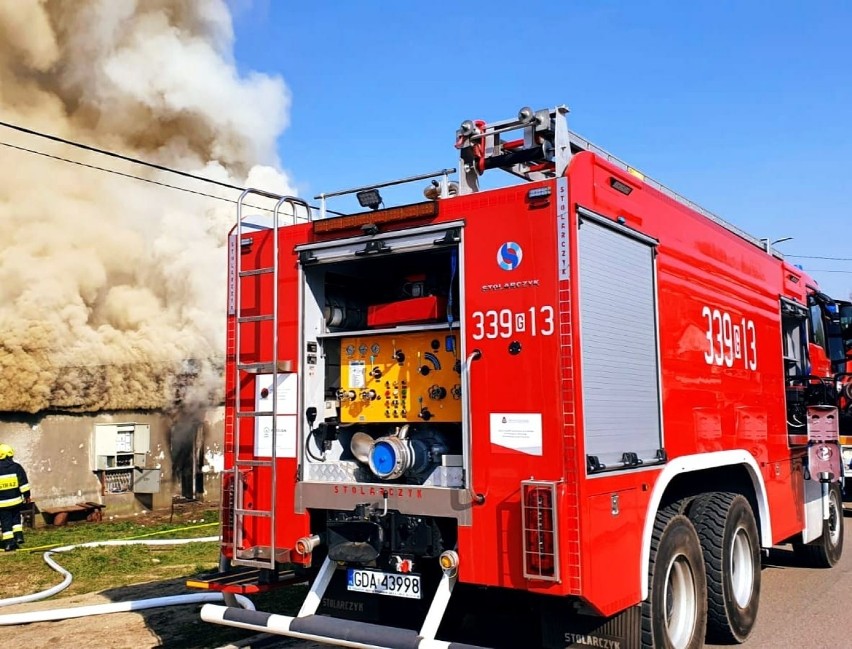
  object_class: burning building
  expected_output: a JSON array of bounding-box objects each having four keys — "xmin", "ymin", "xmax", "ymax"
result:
[{"xmin": 0, "ymin": 0, "xmax": 294, "ymax": 515}]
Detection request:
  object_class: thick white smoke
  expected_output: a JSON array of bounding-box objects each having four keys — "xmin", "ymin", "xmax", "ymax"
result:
[{"xmin": 0, "ymin": 0, "xmax": 294, "ymax": 413}]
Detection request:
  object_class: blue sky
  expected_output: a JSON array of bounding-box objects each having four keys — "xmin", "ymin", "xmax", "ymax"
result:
[{"xmin": 231, "ymin": 1, "xmax": 852, "ymax": 299}]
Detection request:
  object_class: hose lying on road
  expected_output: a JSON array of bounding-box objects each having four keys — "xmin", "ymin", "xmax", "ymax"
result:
[
  {"xmin": 0, "ymin": 592, "xmax": 254, "ymax": 625},
  {"xmin": 0, "ymin": 536, "xmax": 253, "ymax": 625}
]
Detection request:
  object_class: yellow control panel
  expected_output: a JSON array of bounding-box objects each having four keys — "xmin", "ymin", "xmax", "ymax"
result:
[{"xmin": 339, "ymin": 331, "xmax": 462, "ymax": 424}]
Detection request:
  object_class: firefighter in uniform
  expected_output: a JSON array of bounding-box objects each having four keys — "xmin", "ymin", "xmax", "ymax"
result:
[{"xmin": 0, "ymin": 444, "xmax": 30, "ymax": 551}]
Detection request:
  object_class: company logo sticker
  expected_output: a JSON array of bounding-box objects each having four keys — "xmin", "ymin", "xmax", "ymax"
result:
[{"xmin": 497, "ymin": 241, "xmax": 523, "ymax": 271}]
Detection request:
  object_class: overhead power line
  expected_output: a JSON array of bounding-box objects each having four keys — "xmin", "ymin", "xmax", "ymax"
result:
[
  {"xmin": 803, "ymin": 269, "xmax": 852, "ymax": 274},
  {"xmin": 0, "ymin": 119, "xmax": 244, "ymax": 192},
  {"xmin": 0, "ymin": 140, "xmax": 248, "ymax": 208},
  {"xmin": 787, "ymin": 254, "xmax": 852, "ymax": 262},
  {"xmin": 0, "ymin": 118, "xmax": 343, "ymax": 216}
]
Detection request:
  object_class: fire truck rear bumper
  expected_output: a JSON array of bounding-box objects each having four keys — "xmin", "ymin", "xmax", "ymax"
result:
[
  {"xmin": 186, "ymin": 565, "xmax": 303, "ymax": 595},
  {"xmin": 200, "ymin": 604, "xmax": 490, "ymax": 649}
]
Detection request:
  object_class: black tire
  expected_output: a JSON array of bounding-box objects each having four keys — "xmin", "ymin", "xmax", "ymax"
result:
[
  {"xmin": 689, "ymin": 492, "xmax": 761, "ymax": 644},
  {"xmin": 642, "ymin": 506, "xmax": 708, "ymax": 649},
  {"xmin": 794, "ymin": 482, "xmax": 844, "ymax": 568}
]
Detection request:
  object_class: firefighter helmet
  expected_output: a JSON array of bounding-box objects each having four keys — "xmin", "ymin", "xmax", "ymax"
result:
[{"xmin": 0, "ymin": 444, "xmax": 13, "ymax": 459}]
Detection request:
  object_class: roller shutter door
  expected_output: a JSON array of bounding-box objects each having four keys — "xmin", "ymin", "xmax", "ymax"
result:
[{"xmin": 578, "ymin": 210, "xmax": 662, "ymax": 471}]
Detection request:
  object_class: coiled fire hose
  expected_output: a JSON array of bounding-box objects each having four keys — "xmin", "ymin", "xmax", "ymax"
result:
[{"xmin": 0, "ymin": 531, "xmax": 252, "ymax": 625}]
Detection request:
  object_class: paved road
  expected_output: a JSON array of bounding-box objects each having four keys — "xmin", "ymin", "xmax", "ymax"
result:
[
  {"xmin": 707, "ymin": 507, "xmax": 852, "ymax": 649},
  {"xmin": 236, "ymin": 511, "xmax": 852, "ymax": 649}
]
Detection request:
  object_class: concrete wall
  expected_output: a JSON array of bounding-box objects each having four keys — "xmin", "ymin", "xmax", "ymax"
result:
[{"xmin": 0, "ymin": 407, "xmax": 225, "ymax": 520}]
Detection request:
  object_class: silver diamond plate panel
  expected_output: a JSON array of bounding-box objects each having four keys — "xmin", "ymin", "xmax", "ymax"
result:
[
  {"xmin": 421, "ymin": 466, "xmax": 464, "ymax": 488},
  {"xmin": 305, "ymin": 461, "xmax": 360, "ymax": 482}
]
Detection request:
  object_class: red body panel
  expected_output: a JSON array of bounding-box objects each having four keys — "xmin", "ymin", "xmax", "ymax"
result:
[
  {"xmin": 367, "ymin": 295, "xmax": 448, "ymax": 327},
  {"xmin": 442, "ymin": 185, "xmax": 570, "ymax": 595},
  {"xmin": 223, "ymin": 150, "xmax": 817, "ymax": 617},
  {"xmin": 567, "ymin": 153, "xmax": 808, "ymax": 613},
  {"xmin": 224, "ymin": 223, "xmax": 312, "ymax": 554}
]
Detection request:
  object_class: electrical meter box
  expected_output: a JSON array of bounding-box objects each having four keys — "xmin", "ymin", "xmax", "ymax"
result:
[
  {"xmin": 133, "ymin": 468, "xmax": 162, "ymax": 494},
  {"xmin": 93, "ymin": 422, "xmax": 150, "ymax": 471}
]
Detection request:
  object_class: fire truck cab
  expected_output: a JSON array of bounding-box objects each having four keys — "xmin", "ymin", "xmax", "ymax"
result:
[{"xmin": 195, "ymin": 105, "xmax": 845, "ymax": 648}]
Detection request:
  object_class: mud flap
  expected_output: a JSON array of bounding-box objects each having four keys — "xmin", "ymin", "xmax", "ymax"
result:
[{"xmin": 540, "ymin": 600, "xmax": 640, "ymax": 649}]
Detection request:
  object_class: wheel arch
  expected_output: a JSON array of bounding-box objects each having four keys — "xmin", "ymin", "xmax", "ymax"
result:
[{"xmin": 640, "ymin": 450, "xmax": 771, "ymax": 600}]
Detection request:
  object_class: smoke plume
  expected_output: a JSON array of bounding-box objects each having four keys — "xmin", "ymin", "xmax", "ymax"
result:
[{"xmin": 0, "ymin": 0, "xmax": 294, "ymax": 413}]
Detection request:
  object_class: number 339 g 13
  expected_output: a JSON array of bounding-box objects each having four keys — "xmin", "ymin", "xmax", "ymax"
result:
[{"xmin": 702, "ymin": 306, "xmax": 757, "ymax": 370}]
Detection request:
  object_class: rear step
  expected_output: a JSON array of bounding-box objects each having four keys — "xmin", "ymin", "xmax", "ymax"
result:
[
  {"xmin": 201, "ymin": 556, "xmax": 489, "ymax": 649},
  {"xmin": 202, "ymin": 609, "xmax": 490, "ymax": 649},
  {"xmin": 187, "ymin": 565, "xmax": 304, "ymax": 595}
]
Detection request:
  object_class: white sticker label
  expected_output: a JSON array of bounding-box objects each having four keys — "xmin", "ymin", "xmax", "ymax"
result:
[
  {"xmin": 255, "ymin": 373, "xmax": 298, "ymax": 414},
  {"xmin": 255, "ymin": 414, "xmax": 297, "ymax": 458},
  {"xmin": 349, "ymin": 360, "xmax": 366, "ymax": 388},
  {"xmin": 254, "ymin": 373, "xmax": 298, "ymax": 458},
  {"xmin": 490, "ymin": 413, "xmax": 543, "ymax": 455}
]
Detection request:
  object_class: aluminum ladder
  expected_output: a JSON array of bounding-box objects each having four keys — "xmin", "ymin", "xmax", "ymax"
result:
[{"xmin": 229, "ymin": 189, "xmax": 310, "ymax": 569}]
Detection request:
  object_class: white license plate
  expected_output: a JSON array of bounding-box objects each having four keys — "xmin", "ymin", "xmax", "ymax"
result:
[{"xmin": 346, "ymin": 568, "xmax": 422, "ymax": 599}]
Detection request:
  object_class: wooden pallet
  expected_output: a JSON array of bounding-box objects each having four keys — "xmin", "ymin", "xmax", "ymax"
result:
[{"xmin": 41, "ymin": 502, "xmax": 106, "ymax": 526}]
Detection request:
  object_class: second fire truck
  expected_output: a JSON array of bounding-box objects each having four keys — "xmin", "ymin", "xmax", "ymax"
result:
[{"xmin": 192, "ymin": 104, "xmax": 846, "ymax": 648}]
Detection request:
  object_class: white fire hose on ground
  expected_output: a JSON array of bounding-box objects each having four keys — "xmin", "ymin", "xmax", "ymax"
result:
[{"xmin": 0, "ymin": 536, "xmax": 254, "ymax": 625}]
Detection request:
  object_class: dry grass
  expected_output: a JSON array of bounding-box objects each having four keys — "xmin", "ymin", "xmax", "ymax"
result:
[
  {"xmin": 0, "ymin": 505, "xmax": 220, "ymax": 600},
  {"xmin": 1, "ymin": 505, "xmax": 310, "ymax": 648}
]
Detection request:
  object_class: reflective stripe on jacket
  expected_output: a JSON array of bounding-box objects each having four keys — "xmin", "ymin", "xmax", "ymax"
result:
[{"xmin": 0, "ymin": 458, "xmax": 29, "ymax": 509}]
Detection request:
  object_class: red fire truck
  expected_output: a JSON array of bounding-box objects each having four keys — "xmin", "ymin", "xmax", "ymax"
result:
[{"xmin": 193, "ymin": 105, "xmax": 846, "ymax": 648}]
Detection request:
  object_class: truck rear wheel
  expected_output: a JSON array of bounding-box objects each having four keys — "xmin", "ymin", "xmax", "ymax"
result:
[
  {"xmin": 689, "ymin": 492, "xmax": 760, "ymax": 643},
  {"xmin": 794, "ymin": 482, "xmax": 844, "ymax": 568},
  {"xmin": 642, "ymin": 507, "xmax": 707, "ymax": 649}
]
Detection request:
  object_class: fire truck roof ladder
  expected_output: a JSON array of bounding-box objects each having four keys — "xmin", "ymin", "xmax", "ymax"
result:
[
  {"xmin": 231, "ymin": 189, "xmax": 310, "ymax": 570},
  {"xmin": 455, "ymin": 106, "xmax": 572, "ymax": 193},
  {"xmin": 456, "ymin": 104, "xmax": 765, "ymax": 249}
]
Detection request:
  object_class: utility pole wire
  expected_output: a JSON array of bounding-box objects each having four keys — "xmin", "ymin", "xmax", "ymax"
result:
[
  {"xmin": 802, "ymin": 269, "xmax": 852, "ymax": 274},
  {"xmin": 0, "ymin": 140, "xmax": 254, "ymax": 209},
  {"xmin": 787, "ymin": 255, "xmax": 852, "ymax": 262},
  {"xmin": 0, "ymin": 119, "xmax": 344, "ymax": 216},
  {"xmin": 0, "ymin": 119, "xmax": 244, "ymax": 192}
]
